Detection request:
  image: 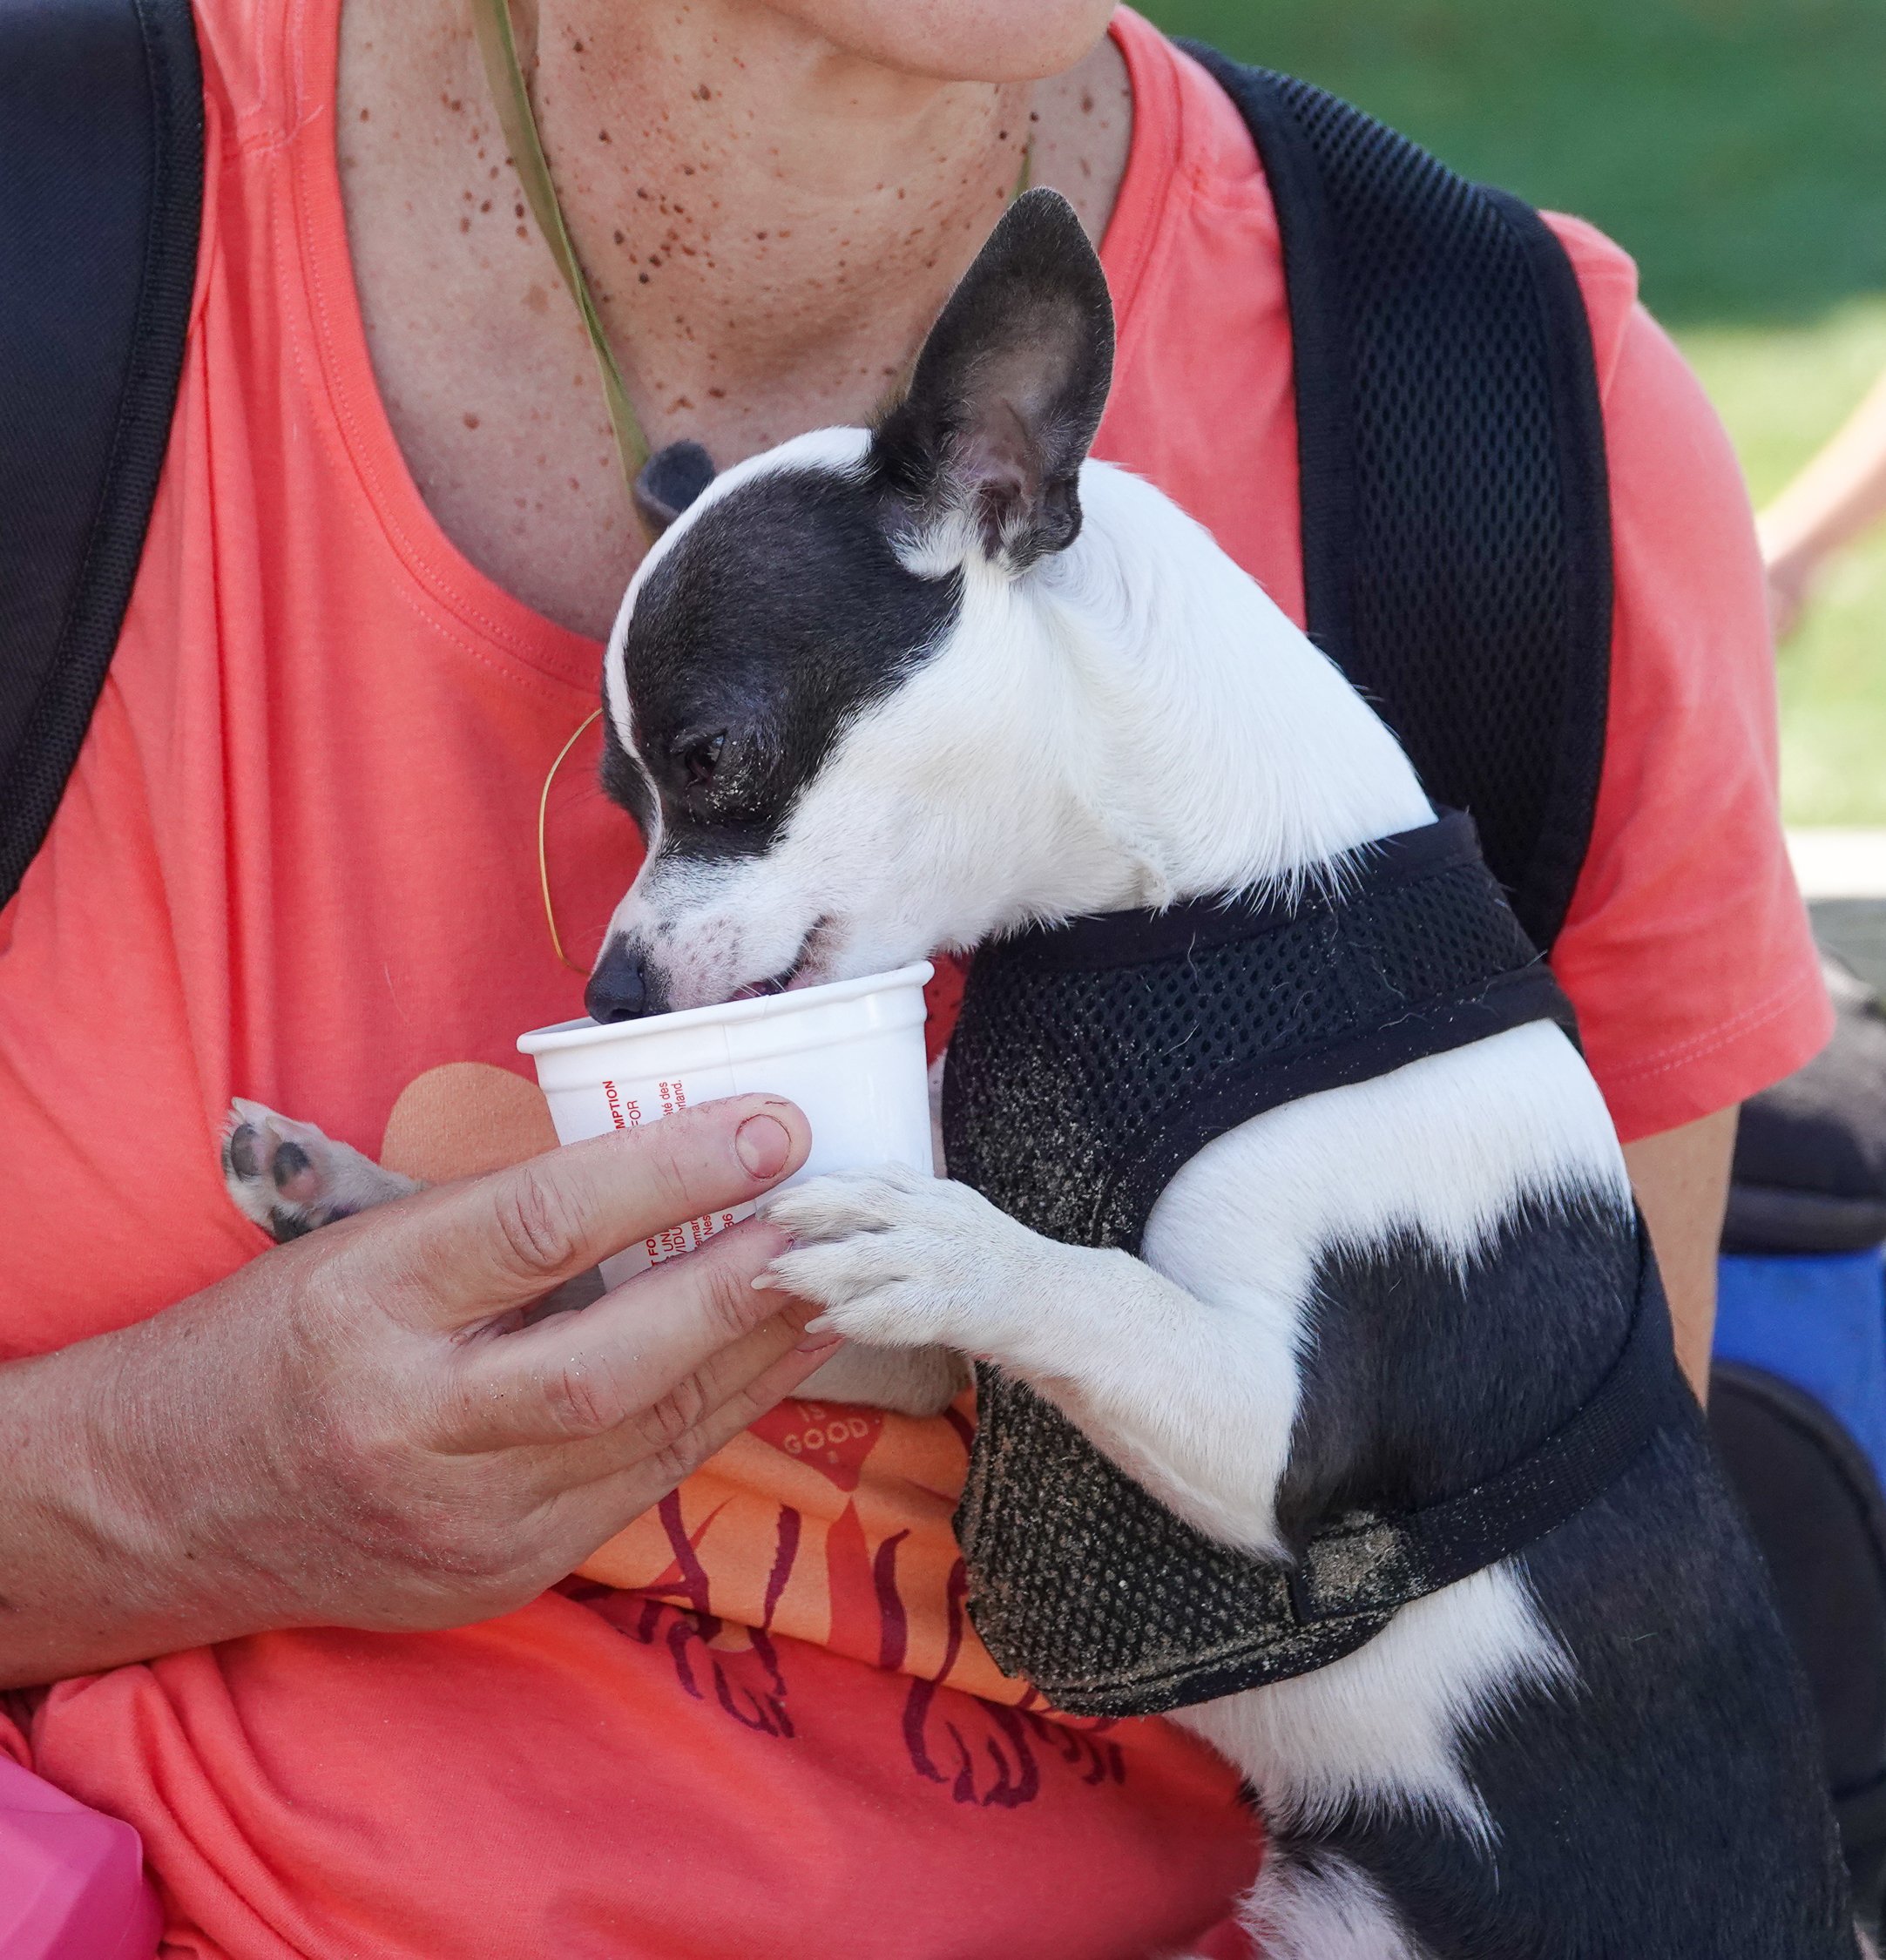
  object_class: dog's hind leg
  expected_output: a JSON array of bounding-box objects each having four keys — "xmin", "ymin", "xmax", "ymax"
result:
[{"xmin": 222, "ymin": 1099, "xmax": 421, "ymax": 1242}]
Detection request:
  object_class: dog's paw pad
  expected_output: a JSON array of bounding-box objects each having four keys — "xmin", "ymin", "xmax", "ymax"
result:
[{"xmin": 222, "ymin": 1099, "xmax": 414, "ymax": 1242}]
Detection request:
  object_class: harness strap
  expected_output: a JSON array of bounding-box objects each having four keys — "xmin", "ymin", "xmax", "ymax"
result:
[
  {"xmin": 949, "ymin": 813, "xmax": 1669, "ymax": 1715},
  {"xmin": 955, "ymin": 811, "xmax": 1580, "ymax": 1256},
  {"xmin": 1106, "ymin": 962, "xmax": 1570, "ymax": 1256},
  {"xmin": 997, "ymin": 808, "xmax": 1496, "ymax": 970},
  {"xmin": 1288, "ymin": 1243, "xmax": 1682, "ymax": 1624},
  {"xmin": 958, "ymin": 1227, "xmax": 1681, "ymax": 1718}
]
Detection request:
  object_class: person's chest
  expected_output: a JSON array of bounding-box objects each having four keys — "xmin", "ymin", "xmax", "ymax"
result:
[
  {"xmin": 328, "ymin": 5, "xmax": 1218, "ymax": 645},
  {"xmin": 0, "ymin": 143, "xmax": 645, "ymax": 1344},
  {"xmin": 0, "ymin": 50, "xmax": 1303, "ymax": 1348}
]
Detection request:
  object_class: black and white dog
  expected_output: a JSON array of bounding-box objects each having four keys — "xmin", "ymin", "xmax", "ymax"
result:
[{"xmin": 229, "ymin": 192, "xmax": 1856, "ymax": 1957}]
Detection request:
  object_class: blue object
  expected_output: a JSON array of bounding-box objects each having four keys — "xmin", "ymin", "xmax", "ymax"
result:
[{"xmin": 1716, "ymin": 1250, "xmax": 1886, "ymax": 1489}]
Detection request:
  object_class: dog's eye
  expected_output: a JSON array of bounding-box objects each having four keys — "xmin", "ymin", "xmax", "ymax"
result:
[{"xmin": 678, "ymin": 733, "xmax": 726, "ymax": 789}]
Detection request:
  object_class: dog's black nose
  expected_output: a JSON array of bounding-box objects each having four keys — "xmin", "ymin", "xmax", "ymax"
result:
[{"xmin": 586, "ymin": 939, "xmax": 652, "ymax": 1023}]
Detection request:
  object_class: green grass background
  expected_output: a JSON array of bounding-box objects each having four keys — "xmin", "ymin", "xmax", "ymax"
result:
[{"xmin": 1141, "ymin": 0, "xmax": 1886, "ymax": 822}]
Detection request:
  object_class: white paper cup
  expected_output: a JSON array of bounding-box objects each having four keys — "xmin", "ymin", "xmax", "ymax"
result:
[{"xmin": 517, "ymin": 961, "xmax": 935, "ymax": 1287}]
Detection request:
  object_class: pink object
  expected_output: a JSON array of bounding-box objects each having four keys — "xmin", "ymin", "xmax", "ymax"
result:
[{"xmin": 0, "ymin": 1757, "xmax": 161, "ymax": 1960}]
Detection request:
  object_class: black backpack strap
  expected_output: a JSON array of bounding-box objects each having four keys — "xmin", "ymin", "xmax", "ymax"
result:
[
  {"xmin": 1179, "ymin": 49, "xmax": 1612, "ymax": 955},
  {"xmin": 0, "ymin": 0, "xmax": 204, "ymax": 909}
]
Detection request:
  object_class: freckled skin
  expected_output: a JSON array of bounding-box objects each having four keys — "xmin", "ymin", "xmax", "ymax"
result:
[{"xmin": 335, "ymin": 0, "xmax": 1131, "ymax": 637}]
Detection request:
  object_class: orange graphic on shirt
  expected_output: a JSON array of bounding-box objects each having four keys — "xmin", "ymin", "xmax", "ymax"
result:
[
  {"xmin": 578, "ymin": 1389, "xmax": 1032, "ymax": 1707},
  {"xmin": 378, "ymin": 1039, "xmax": 1112, "ymax": 1793},
  {"xmin": 574, "ymin": 1385, "xmax": 1127, "ymax": 1803}
]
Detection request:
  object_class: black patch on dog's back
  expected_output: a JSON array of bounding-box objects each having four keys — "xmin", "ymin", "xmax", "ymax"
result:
[
  {"xmin": 1261, "ymin": 1198, "xmax": 1855, "ymax": 1955},
  {"xmin": 1244, "ymin": 1198, "xmax": 1854, "ymax": 1954},
  {"xmin": 613, "ymin": 465, "xmax": 961, "ymax": 858},
  {"xmin": 1276, "ymin": 1193, "xmax": 1641, "ymax": 1543},
  {"xmin": 1270, "ymin": 1418, "xmax": 1857, "ymax": 1957}
]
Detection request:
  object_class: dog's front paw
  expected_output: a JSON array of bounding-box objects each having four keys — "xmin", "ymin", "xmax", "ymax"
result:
[
  {"xmin": 760, "ymin": 1163, "xmax": 1046, "ymax": 1356},
  {"xmin": 222, "ymin": 1099, "xmax": 421, "ymax": 1243}
]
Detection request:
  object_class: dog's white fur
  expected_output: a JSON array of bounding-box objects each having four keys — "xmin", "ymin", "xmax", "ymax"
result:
[
  {"xmin": 221, "ymin": 191, "xmax": 1849, "ymax": 1943},
  {"xmin": 602, "ymin": 435, "xmax": 1441, "ymax": 1007},
  {"xmin": 1185, "ymin": 1562, "xmax": 1572, "ymax": 1849},
  {"xmin": 226, "ymin": 437, "xmax": 1632, "ymax": 1949},
  {"xmin": 1242, "ymin": 1849, "xmax": 1429, "ymax": 1960},
  {"xmin": 603, "ymin": 448, "xmax": 1632, "ymax": 1949}
]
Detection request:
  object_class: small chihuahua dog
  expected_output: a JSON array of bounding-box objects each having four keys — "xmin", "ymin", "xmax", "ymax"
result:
[{"xmin": 228, "ymin": 193, "xmax": 1856, "ymax": 1957}]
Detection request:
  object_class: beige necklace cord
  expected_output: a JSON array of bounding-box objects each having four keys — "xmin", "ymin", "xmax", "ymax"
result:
[
  {"xmin": 473, "ymin": 0, "xmax": 1034, "ymax": 519},
  {"xmin": 491, "ymin": 7, "xmax": 1035, "ymax": 975},
  {"xmin": 537, "ymin": 706, "xmax": 603, "ymax": 973},
  {"xmin": 468, "ymin": 0, "xmax": 652, "ymax": 510},
  {"xmin": 470, "ymin": 0, "xmax": 642, "ymax": 975}
]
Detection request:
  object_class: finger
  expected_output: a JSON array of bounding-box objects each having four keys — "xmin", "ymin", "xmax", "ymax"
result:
[
  {"xmin": 438, "ymin": 1216, "xmax": 834, "ymax": 1453},
  {"xmin": 359, "ymin": 1097, "xmax": 811, "ymax": 1328},
  {"xmin": 544, "ymin": 1302, "xmax": 845, "ymax": 1497},
  {"xmin": 553, "ymin": 1333, "xmax": 848, "ymax": 1548}
]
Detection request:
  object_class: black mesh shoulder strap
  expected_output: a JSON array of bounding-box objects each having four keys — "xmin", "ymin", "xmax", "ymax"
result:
[
  {"xmin": 0, "ymin": 0, "xmax": 204, "ymax": 909},
  {"xmin": 1180, "ymin": 48, "xmax": 1613, "ymax": 954}
]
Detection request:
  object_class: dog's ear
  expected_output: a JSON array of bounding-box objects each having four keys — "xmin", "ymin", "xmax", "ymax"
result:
[{"xmin": 871, "ymin": 187, "xmax": 1114, "ymax": 571}]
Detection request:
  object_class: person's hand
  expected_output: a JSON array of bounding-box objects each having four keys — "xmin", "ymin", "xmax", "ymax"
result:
[
  {"xmin": 1764, "ymin": 544, "xmax": 1817, "ymax": 643},
  {"xmin": 0, "ymin": 1097, "xmax": 833, "ymax": 1687},
  {"xmin": 1759, "ymin": 365, "xmax": 1886, "ymax": 645}
]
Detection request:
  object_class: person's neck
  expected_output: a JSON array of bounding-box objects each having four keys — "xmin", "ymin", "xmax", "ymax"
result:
[
  {"xmin": 335, "ymin": 0, "xmax": 1129, "ymax": 635},
  {"xmin": 519, "ymin": 0, "xmax": 1038, "ymax": 460}
]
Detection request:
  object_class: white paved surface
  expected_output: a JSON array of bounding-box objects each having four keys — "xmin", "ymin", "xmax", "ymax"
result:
[{"xmin": 1788, "ymin": 829, "xmax": 1886, "ymax": 900}]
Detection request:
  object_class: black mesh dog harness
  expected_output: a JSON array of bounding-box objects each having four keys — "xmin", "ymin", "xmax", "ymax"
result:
[{"xmin": 943, "ymin": 814, "xmax": 1680, "ymax": 1718}]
